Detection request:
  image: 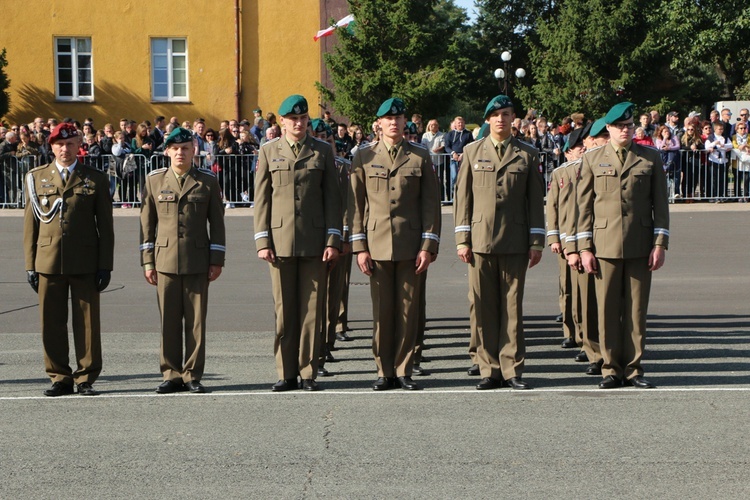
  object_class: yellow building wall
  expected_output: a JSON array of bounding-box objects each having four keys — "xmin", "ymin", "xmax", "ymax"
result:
[
  {"xmin": 1, "ymin": 1, "xmax": 325, "ymax": 127},
  {"xmin": 242, "ymin": 0, "xmax": 323, "ymax": 118}
]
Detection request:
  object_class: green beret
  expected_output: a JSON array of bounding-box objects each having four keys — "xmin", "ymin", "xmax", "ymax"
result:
[
  {"xmin": 477, "ymin": 123, "xmax": 489, "ymax": 139},
  {"xmin": 604, "ymin": 101, "xmax": 634, "ymax": 124},
  {"xmin": 405, "ymin": 121, "xmax": 418, "ymax": 135},
  {"xmin": 278, "ymin": 95, "xmax": 308, "ymax": 117},
  {"xmin": 564, "ymin": 126, "xmax": 586, "ymax": 152},
  {"xmin": 164, "ymin": 127, "xmax": 194, "ymax": 146},
  {"xmin": 483, "ymin": 95, "xmax": 514, "ymax": 119},
  {"xmin": 311, "ymin": 118, "xmax": 327, "ymax": 134},
  {"xmin": 324, "ymin": 123, "xmax": 333, "ymax": 138},
  {"xmin": 376, "ymin": 98, "xmax": 406, "ymax": 117},
  {"xmin": 589, "ymin": 117, "xmax": 607, "ymax": 137}
]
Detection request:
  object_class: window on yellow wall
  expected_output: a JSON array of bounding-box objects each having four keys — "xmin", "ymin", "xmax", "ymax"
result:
[
  {"xmin": 151, "ymin": 38, "xmax": 189, "ymax": 102},
  {"xmin": 54, "ymin": 37, "xmax": 93, "ymax": 101}
]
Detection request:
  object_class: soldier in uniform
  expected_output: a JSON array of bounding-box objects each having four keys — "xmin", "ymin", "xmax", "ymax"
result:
[
  {"xmin": 349, "ymin": 97, "xmax": 441, "ymax": 391},
  {"xmin": 565, "ymin": 117, "xmax": 610, "ymax": 376},
  {"xmin": 140, "ymin": 127, "xmax": 226, "ymax": 394},
  {"xmin": 310, "ymin": 119, "xmax": 350, "ymax": 377},
  {"xmin": 24, "ymin": 123, "xmax": 114, "ymax": 397},
  {"xmin": 547, "ymin": 125, "xmax": 588, "ymax": 355},
  {"xmin": 573, "ymin": 102, "xmax": 669, "ymax": 389},
  {"xmin": 254, "ymin": 95, "xmax": 342, "ymax": 392},
  {"xmin": 454, "ymin": 95, "xmax": 546, "ymax": 390}
]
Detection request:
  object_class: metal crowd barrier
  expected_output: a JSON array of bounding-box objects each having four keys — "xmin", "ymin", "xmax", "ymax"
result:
[
  {"xmin": 1, "ymin": 155, "xmax": 40, "ymax": 208},
  {"xmin": 4, "ymin": 149, "xmax": 748, "ymax": 209}
]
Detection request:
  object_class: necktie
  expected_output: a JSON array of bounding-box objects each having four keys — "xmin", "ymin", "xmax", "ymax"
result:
[
  {"xmin": 496, "ymin": 143, "xmax": 505, "ymax": 160},
  {"xmin": 178, "ymin": 176, "xmax": 185, "ymax": 189},
  {"xmin": 390, "ymin": 146, "xmax": 398, "ymax": 163},
  {"xmin": 618, "ymin": 148, "xmax": 627, "ymax": 165},
  {"xmin": 61, "ymin": 168, "xmax": 68, "ymax": 186},
  {"xmin": 292, "ymin": 142, "xmax": 300, "ymax": 157}
]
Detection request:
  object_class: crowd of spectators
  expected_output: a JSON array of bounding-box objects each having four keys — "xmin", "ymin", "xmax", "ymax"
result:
[{"xmin": 2, "ymin": 103, "xmax": 750, "ymax": 206}]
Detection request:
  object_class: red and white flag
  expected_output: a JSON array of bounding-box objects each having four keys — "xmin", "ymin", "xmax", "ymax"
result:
[{"xmin": 314, "ymin": 14, "xmax": 355, "ymax": 41}]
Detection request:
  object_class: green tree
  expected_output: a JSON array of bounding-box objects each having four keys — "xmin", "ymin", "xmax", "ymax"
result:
[
  {"xmin": 316, "ymin": 0, "xmax": 469, "ymax": 125},
  {"xmin": 519, "ymin": 0, "xmax": 681, "ymax": 122},
  {"xmin": 652, "ymin": 0, "xmax": 750, "ymax": 100},
  {"xmin": 0, "ymin": 49, "xmax": 10, "ymax": 119},
  {"xmin": 461, "ymin": 0, "xmax": 558, "ymax": 119}
]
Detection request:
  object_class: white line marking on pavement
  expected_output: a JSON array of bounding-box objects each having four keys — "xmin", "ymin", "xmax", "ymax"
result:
[{"xmin": 2, "ymin": 386, "xmax": 750, "ymax": 401}]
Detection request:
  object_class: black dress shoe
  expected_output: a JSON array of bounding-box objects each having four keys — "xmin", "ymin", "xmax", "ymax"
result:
[
  {"xmin": 156, "ymin": 379, "xmax": 186, "ymax": 394},
  {"xmin": 271, "ymin": 378, "xmax": 298, "ymax": 392},
  {"xmin": 574, "ymin": 351, "xmax": 589, "ymax": 362},
  {"xmin": 626, "ymin": 375, "xmax": 656, "ymax": 389},
  {"xmin": 372, "ymin": 377, "xmax": 391, "ymax": 391},
  {"xmin": 598, "ymin": 375, "xmax": 622, "ymax": 389},
  {"xmin": 555, "ymin": 313, "xmax": 563, "ymax": 323},
  {"xmin": 324, "ymin": 348, "xmax": 335, "ymax": 363},
  {"xmin": 335, "ymin": 331, "xmax": 352, "ymax": 341},
  {"xmin": 397, "ymin": 376, "xmax": 419, "ymax": 390},
  {"xmin": 44, "ymin": 381, "xmax": 74, "ymax": 397},
  {"xmin": 585, "ymin": 362, "xmax": 603, "ymax": 376},
  {"xmin": 506, "ymin": 377, "xmax": 531, "ymax": 390},
  {"xmin": 467, "ymin": 364, "xmax": 481, "ymax": 376},
  {"xmin": 317, "ymin": 366, "xmax": 332, "ymax": 377},
  {"xmin": 301, "ymin": 379, "xmax": 320, "ymax": 391},
  {"xmin": 77, "ymin": 382, "xmax": 99, "ymax": 396},
  {"xmin": 561, "ymin": 338, "xmax": 578, "ymax": 349},
  {"xmin": 476, "ymin": 377, "xmax": 503, "ymax": 390},
  {"xmin": 413, "ymin": 364, "xmax": 430, "ymax": 376},
  {"xmin": 186, "ymin": 381, "xmax": 205, "ymax": 393}
]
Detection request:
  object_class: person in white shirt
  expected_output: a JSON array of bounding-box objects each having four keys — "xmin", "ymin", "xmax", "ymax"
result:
[{"xmin": 704, "ymin": 122, "xmax": 733, "ymax": 202}]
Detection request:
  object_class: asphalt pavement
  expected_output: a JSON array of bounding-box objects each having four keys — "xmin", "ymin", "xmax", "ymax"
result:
[{"xmin": 1, "ymin": 205, "xmax": 748, "ymax": 499}]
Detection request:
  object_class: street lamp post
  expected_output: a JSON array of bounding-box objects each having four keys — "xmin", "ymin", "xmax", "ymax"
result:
[{"xmin": 493, "ymin": 50, "xmax": 525, "ymax": 94}]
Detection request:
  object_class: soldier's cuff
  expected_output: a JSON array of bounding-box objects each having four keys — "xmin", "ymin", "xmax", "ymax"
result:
[
  {"xmin": 530, "ymin": 245, "xmax": 544, "ymax": 252},
  {"xmin": 143, "ymin": 263, "xmax": 155, "ymax": 271}
]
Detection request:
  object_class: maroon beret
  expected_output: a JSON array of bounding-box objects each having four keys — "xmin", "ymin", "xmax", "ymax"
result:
[{"xmin": 48, "ymin": 123, "xmax": 80, "ymax": 145}]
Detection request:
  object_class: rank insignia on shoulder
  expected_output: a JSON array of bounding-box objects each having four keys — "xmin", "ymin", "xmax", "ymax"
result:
[{"xmin": 148, "ymin": 168, "xmax": 167, "ymax": 176}]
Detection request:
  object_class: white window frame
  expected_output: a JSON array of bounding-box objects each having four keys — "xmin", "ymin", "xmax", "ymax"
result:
[
  {"xmin": 54, "ymin": 37, "xmax": 94, "ymax": 102},
  {"xmin": 151, "ymin": 37, "xmax": 189, "ymax": 102}
]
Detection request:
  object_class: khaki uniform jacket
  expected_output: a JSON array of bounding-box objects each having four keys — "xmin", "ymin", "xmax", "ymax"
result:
[
  {"xmin": 140, "ymin": 167, "xmax": 226, "ymax": 274},
  {"xmin": 349, "ymin": 140, "xmax": 441, "ymax": 261},
  {"xmin": 454, "ymin": 136, "xmax": 546, "ymax": 253},
  {"xmin": 576, "ymin": 143, "xmax": 669, "ymax": 258},
  {"xmin": 546, "ymin": 160, "xmax": 580, "ymax": 247},
  {"xmin": 254, "ymin": 135, "xmax": 342, "ymax": 256},
  {"xmin": 24, "ymin": 162, "xmax": 114, "ymax": 274},
  {"xmin": 335, "ymin": 156, "xmax": 351, "ymax": 242},
  {"xmin": 561, "ymin": 160, "xmax": 584, "ymax": 255}
]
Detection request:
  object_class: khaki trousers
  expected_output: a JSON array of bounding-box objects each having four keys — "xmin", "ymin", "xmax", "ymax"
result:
[
  {"xmin": 370, "ymin": 260, "xmax": 422, "ymax": 377},
  {"xmin": 270, "ymin": 257, "xmax": 326, "ymax": 380},
  {"xmin": 38, "ymin": 273, "xmax": 102, "ymax": 385},
  {"xmin": 335, "ymin": 253, "xmax": 352, "ymax": 333},
  {"xmin": 157, "ymin": 272, "xmax": 209, "ymax": 383},
  {"xmin": 576, "ymin": 270, "xmax": 602, "ymax": 363},
  {"xmin": 318, "ymin": 255, "xmax": 347, "ymax": 367},
  {"xmin": 558, "ymin": 254, "xmax": 578, "ymax": 342},
  {"xmin": 470, "ymin": 253, "xmax": 528, "ymax": 380},
  {"xmin": 413, "ymin": 271, "xmax": 428, "ymax": 363},
  {"xmin": 595, "ymin": 257, "xmax": 652, "ymax": 380},
  {"xmin": 468, "ymin": 291, "xmax": 478, "ymax": 364}
]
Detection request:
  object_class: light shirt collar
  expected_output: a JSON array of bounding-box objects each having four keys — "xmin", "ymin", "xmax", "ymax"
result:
[
  {"xmin": 55, "ymin": 159, "xmax": 77, "ymax": 175},
  {"xmin": 172, "ymin": 166, "xmax": 192, "ymax": 181},
  {"xmin": 489, "ymin": 135, "xmax": 511, "ymax": 149},
  {"xmin": 383, "ymin": 138, "xmax": 403, "ymax": 152},
  {"xmin": 609, "ymin": 142, "xmax": 631, "ymax": 155},
  {"xmin": 285, "ymin": 134, "xmax": 307, "ymax": 149}
]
